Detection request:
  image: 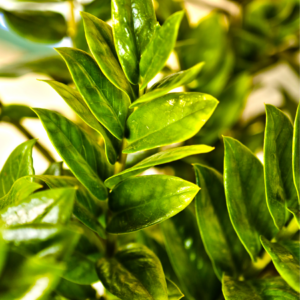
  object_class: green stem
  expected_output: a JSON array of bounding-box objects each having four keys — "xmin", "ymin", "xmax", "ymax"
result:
[
  {"xmin": 12, "ymin": 122, "xmax": 55, "ymax": 164},
  {"xmin": 114, "ymin": 138, "xmax": 128, "ymax": 174},
  {"xmin": 275, "ymin": 217, "xmax": 299, "ymax": 241},
  {"xmin": 68, "ymin": 1, "xmax": 77, "ymax": 45}
]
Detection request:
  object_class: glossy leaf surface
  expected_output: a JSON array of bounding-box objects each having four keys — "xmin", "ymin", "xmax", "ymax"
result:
[
  {"xmin": 33, "ymin": 108, "xmax": 111, "ymax": 201},
  {"xmin": 81, "ymin": 12, "xmax": 135, "ymax": 102},
  {"xmin": 106, "ymin": 145, "xmax": 213, "ymax": 189},
  {"xmin": 111, "ymin": 0, "xmax": 139, "ymax": 84},
  {"xmin": 261, "ymin": 237, "xmax": 300, "ymax": 292},
  {"xmin": 3, "ymin": 10, "xmax": 67, "ymax": 44},
  {"xmin": 140, "ymin": 11, "xmax": 184, "ymax": 89},
  {"xmin": 0, "ymin": 188, "xmax": 76, "ymax": 227},
  {"xmin": 293, "ymin": 104, "xmax": 300, "ymax": 201},
  {"xmin": 43, "ymin": 80, "xmax": 120, "ymax": 164},
  {"xmin": 96, "ymin": 243, "xmax": 168, "ymax": 300},
  {"xmin": 56, "ymin": 47, "xmax": 129, "ymax": 140},
  {"xmin": 166, "ymin": 278, "xmax": 184, "ymax": 300},
  {"xmin": 264, "ymin": 105, "xmax": 297, "ymax": 229},
  {"xmin": 223, "ymin": 137, "xmax": 278, "ymax": 261},
  {"xmin": 132, "ymin": 62, "xmax": 204, "ymax": 107},
  {"xmin": 0, "ymin": 139, "xmax": 36, "ymax": 198},
  {"xmin": 222, "ymin": 275, "xmax": 299, "ymax": 300},
  {"xmin": 124, "ymin": 92, "xmax": 218, "ymax": 153},
  {"xmin": 194, "ymin": 164, "xmax": 249, "ymax": 279},
  {"xmin": 107, "ymin": 175, "xmax": 200, "ymax": 233},
  {"xmin": 161, "ymin": 208, "xmax": 219, "ymax": 300}
]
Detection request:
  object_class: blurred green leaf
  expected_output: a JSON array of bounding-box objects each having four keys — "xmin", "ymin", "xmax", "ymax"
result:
[
  {"xmin": 166, "ymin": 278, "xmax": 183, "ymax": 300},
  {"xmin": 43, "ymin": 162, "xmax": 63, "ymax": 176},
  {"xmin": 0, "ymin": 104, "xmax": 37, "ymax": 123},
  {"xmin": 293, "ymin": 104, "xmax": 300, "ymax": 201}
]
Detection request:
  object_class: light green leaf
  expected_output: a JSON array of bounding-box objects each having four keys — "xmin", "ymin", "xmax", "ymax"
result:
[
  {"xmin": 0, "ymin": 139, "xmax": 36, "ymax": 198},
  {"xmin": 34, "ymin": 175, "xmax": 106, "ymax": 238},
  {"xmin": 261, "ymin": 237, "xmax": 300, "ymax": 292},
  {"xmin": 42, "ymin": 80, "xmax": 120, "ymax": 164},
  {"xmin": 3, "ymin": 10, "xmax": 67, "ymax": 44},
  {"xmin": 140, "ymin": 11, "xmax": 184, "ymax": 89},
  {"xmin": 56, "ymin": 47, "xmax": 129, "ymax": 140},
  {"xmin": 105, "ymin": 145, "xmax": 213, "ymax": 189},
  {"xmin": 132, "ymin": 62, "xmax": 204, "ymax": 107},
  {"xmin": 43, "ymin": 162, "xmax": 63, "ymax": 176},
  {"xmin": 166, "ymin": 278, "xmax": 184, "ymax": 300},
  {"xmin": 81, "ymin": 12, "xmax": 136, "ymax": 102},
  {"xmin": 124, "ymin": 92, "xmax": 218, "ymax": 153},
  {"xmin": 33, "ymin": 108, "xmax": 111, "ymax": 201},
  {"xmin": 161, "ymin": 208, "xmax": 219, "ymax": 300},
  {"xmin": 222, "ymin": 275, "xmax": 299, "ymax": 300},
  {"xmin": 223, "ymin": 137, "xmax": 278, "ymax": 261},
  {"xmin": 0, "ymin": 188, "xmax": 76, "ymax": 227},
  {"xmin": 264, "ymin": 104, "xmax": 298, "ymax": 229},
  {"xmin": 194, "ymin": 164, "xmax": 249, "ymax": 279},
  {"xmin": 107, "ymin": 175, "xmax": 199, "ymax": 233},
  {"xmin": 293, "ymin": 104, "xmax": 300, "ymax": 201},
  {"xmin": 96, "ymin": 243, "xmax": 168, "ymax": 300}
]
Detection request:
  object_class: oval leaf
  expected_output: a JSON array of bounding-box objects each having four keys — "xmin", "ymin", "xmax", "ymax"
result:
[
  {"xmin": 293, "ymin": 104, "xmax": 300, "ymax": 201},
  {"xmin": 107, "ymin": 175, "xmax": 200, "ymax": 233},
  {"xmin": 124, "ymin": 92, "xmax": 218, "ymax": 153},
  {"xmin": 223, "ymin": 137, "xmax": 278, "ymax": 261},
  {"xmin": 96, "ymin": 243, "xmax": 168, "ymax": 300},
  {"xmin": 56, "ymin": 47, "xmax": 129, "ymax": 140},
  {"xmin": 33, "ymin": 108, "xmax": 111, "ymax": 201},
  {"xmin": 105, "ymin": 145, "xmax": 213, "ymax": 189},
  {"xmin": 264, "ymin": 104, "xmax": 298, "ymax": 229}
]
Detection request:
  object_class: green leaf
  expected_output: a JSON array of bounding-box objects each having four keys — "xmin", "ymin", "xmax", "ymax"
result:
[
  {"xmin": 0, "ymin": 188, "xmax": 76, "ymax": 227},
  {"xmin": 0, "ymin": 139, "xmax": 36, "ymax": 198},
  {"xmin": 106, "ymin": 145, "xmax": 213, "ymax": 189},
  {"xmin": 288, "ymin": 207, "xmax": 300, "ymax": 228},
  {"xmin": 34, "ymin": 175, "xmax": 106, "ymax": 238},
  {"xmin": 161, "ymin": 208, "xmax": 219, "ymax": 300},
  {"xmin": 107, "ymin": 175, "xmax": 200, "ymax": 233},
  {"xmin": 0, "ymin": 104, "xmax": 37, "ymax": 123},
  {"xmin": 124, "ymin": 92, "xmax": 218, "ymax": 153},
  {"xmin": 56, "ymin": 47, "xmax": 129, "ymax": 140},
  {"xmin": 33, "ymin": 108, "xmax": 111, "ymax": 201},
  {"xmin": 293, "ymin": 104, "xmax": 300, "ymax": 201},
  {"xmin": 42, "ymin": 80, "xmax": 120, "ymax": 164},
  {"xmin": 111, "ymin": 0, "xmax": 139, "ymax": 84},
  {"xmin": 3, "ymin": 10, "xmax": 67, "ymax": 44},
  {"xmin": 140, "ymin": 11, "xmax": 184, "ymax": 89},
  {"xmin": 261, "ymin": 237, "xmax": 300, "ymax": 292},
  {"xmin": 223, "ymin": 137, "xmax": 278, "ymax": 261},
  {"xmin": 62, "ymin": 251, "xmax": 98, "ymax": 285},
  {"xmin": 43, "ymin": 162, "xmax": 63, "ymax": 176},
  {"xmin": 96, "ymin": 243, "xmax": 168, "ymax": 300},
  {"xmin": 222, "ymin": 275, "xmax": 299, "ymax": 300},
  {"xmin": 166, "ymin": 278, "xmax": 184, "ymax": 300},
  {"xmin": 194, "ymin": 164, "xmax": 249, "ymax": 279},
  {"xmin": 131, "ymin": 62, "xmax": 204, "ymax": 107},
  {"xmin": 264, "ymin": 104, "xmax": 298, "ymax": 229},
  {"xmin": 84, "ymin": 0, "xmax": 111, "ymax": 21},
  {"xmin": 81, "ymin": 12, "xmax": 136, "ymax": 102}
]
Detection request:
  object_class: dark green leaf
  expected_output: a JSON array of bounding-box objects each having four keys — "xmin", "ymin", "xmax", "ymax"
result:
[
  {"xmin": 106, "ymin": 145, "xmax": 213, "ymax": 189},
  {"xmin": 111, "ymin": 0, "xmax": 139, "ymax": 84},
  {"xmin": 0, "ymin": 104, "xmax": 37, "ymax": 123},
  {"xmin": 264, "ymin": 104, "xmax": 297, "ymax": 229},
  {"xmin": 3, "ymin": 10, "xmax": 67, "ymax": 44},
  {"xmin": 166, "ymin": 278, "xmax": 184, "ymax": 300},
  {"xmin": 131, "ymin": 62, "xmax": 204, "ymax": 107},
  {"xmin": 194, "ymin": 164, "xmax": 249, "ymax": 279},
  {"xmin": 84, "ymin": 0, "xmax": 111, "ymax": 21},
  {"xmin": 43, "ymin": 162, "xmax": 63, "ymax": 176},
  {"xmin": 161, "ymin": 208, "xmax": 219, "ymax": 300},
  {"xmin": 33, "ymin": 108, "xmax": 111, "ymax": 201},
  {"xmin": 56, "ymin": 47, "xmax": 129, "ymax": 140},
  {"xmin": 81, "ymin": 12, "xmax": 136, "ymax": 102},
  {"xmin": 293, "ymin": 104, "xmax": 300, "ymax": 201},
  {"xmin": 124, "ymin": 92, "xmax": 218, "ymax": 153},
  {"xmin": 140, "ymin": 11, "xmax": 184, "ymax": 89},
  {"xmin": 42, "ymin": 80, "xmax": 120, "ymax": 164},
  {"xmin": 223, "ymin": 137, "xmax": 278, "ymax": 261},
  {"xmin": 261, "ymin": 237, "xmax": 300, "ymax": 292},
  {"xmin": 0, "ymin": 139, "xmax": 36, "ymax": 198},
  {"xmin": 0, "ymin": 188, "xmax": 76, "ymax": 227},
  {"xmin": 96, "ymin": 243, "xmax": 168, "ymax": 300},
  {"xmin": 222, "ymin": 275, "xmax": 299, "ymax": 300},
  {"xmin": 107, "ymin": 175, "xmax": 200, "ymax": 233}
]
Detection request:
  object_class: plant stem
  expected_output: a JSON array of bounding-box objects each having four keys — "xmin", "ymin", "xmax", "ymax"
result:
[
  {"xmin": 114, "ymin": 138, "xmax": 128, "ymax": 174},
  {"xmin": 275, "ymin": 217, "xmax": 299, "ymax": 241},
  {"xmin": 12, "ymin": 122, "xmax": 55, "ymax": 164},
  {"xmin": 68, "ymin": 1, "xmax": 77, "ymax": 43}
]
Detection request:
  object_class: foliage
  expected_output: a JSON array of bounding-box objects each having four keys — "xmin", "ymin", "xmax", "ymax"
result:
[{"xmin": 0, "ymin": 0, "xmax": 299, "ymax": 299}]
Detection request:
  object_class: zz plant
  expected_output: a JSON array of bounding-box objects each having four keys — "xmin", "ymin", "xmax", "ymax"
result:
[{"xmin": 0, "ymin": 1, "xmax": 299, "ymax": 300}]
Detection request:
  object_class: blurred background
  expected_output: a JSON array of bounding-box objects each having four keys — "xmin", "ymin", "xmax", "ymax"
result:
[{"xmin": 0, "ymin": 0, "xmax": 299, "ymax": 176}]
